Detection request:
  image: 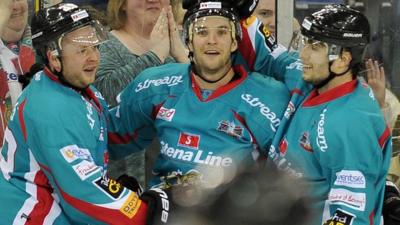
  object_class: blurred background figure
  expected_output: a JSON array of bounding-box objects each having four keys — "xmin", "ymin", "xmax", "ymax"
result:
[
  {"xmin": 252, "ymin": 0, "xmax": 276, "ymax": 34},
  {"xmin": 169, "ymin": 166, "xmax": 313, "ymax": 225},
  {"xmin": 94, "ymin": 0, "xmax": 187, "ymax": 185},
  {"xmin": 0, "ymin": 0, "xmax": 35, "ymax": 148}
]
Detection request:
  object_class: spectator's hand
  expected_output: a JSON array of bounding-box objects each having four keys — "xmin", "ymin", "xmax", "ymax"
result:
[
  {"xmin": 0, "ymin": 0, "xmax": 12, "ymax": 30},
  {"xmin": 150, "ymin": 8, "xmax": 170, "ymax": 63},
  {"xmin": 366, "ymin": 59, "xmax": 386, "ymax": 108},
  {"xmin": 167, "ymin": 6, "xmax": 189, "ymax": 63}
]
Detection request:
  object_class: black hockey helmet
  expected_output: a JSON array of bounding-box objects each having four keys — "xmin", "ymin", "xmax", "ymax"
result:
[
  {"xmin": 31, "ymin": 3, "xmax": 107, "ymax": 61},
  {"xmin": 182, "ymin": 0, "xmax": 257, "ymax": 43},
  {"xmin": 301, "ymin": 4, "xmax": 370, "ymax": 48},
  {"xmin": 300, "ymin": 4, "xmax": 370, "ymax": 63}
]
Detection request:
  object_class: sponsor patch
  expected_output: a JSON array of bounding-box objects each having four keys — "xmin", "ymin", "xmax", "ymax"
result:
[
  {"xmin": 160, "ymin": 141, "xmax": 233, "ymax": 167},
  {"xmin": 157, "ymin": 107, "xmax": 176, "ymax": 122},
  {"xmin": 334, "ymin": 170, "xmax": 366, "ymax": 189},
  {"xmin": 60, "ymin": 145, "xmax": 93, "ymax": 163},
  {"xmin": 324, "ymin": 209, "xmax": 355, "ymax": 225},
  {"xmin": 328, "ymin": 188, "xmax": 366, "ymax": 211},
  {"xmin": 217, "ymin": 120, "xmax": 243, "ymax": 138},
  {"xmin": 72, "ymin": 160, "xmax": 100, "ymax": 181},
  {"xmin": 135, "ymin": 76, "xmax": 183, "ymax": 92},
  {"xmin": 178, "ymin": 132, "xmax": 200, "ymax": 149},
  {"xmin": 317, "ymin": 108, "xmax": 328, "ymax": 152},
  {"xmin": 241, "ymin": 93, "xmax": 280, "ymax": 132},
  {"xmin": 93, "ymin": 175, "xmax": 124, "ymax": 199},
  {"xmin": 120, "ymin": 193, "xmax": 142, "ymax": 219}
]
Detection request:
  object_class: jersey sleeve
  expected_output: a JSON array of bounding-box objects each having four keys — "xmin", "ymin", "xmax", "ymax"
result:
[
  {"xmin": 237, "ymin": 16, "xmax": 304, "ymax": 93},
  {"xmin": 243, "ymin": 74, "xmax": 291, "ymax": 155},
  {"xmin": 107, "ymin": 68, "xmax": 162, "ymax": 160},
  {"xmin": 318, "ymin": 112, "xmax": 391, "ymax": 225},
  {"xmin": 10, "ymin": 96, "xmax": 149, "ymax": 225}
]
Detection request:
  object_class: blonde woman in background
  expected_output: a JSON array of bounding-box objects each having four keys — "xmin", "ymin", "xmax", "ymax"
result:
[{"xmin": 95, "ymin": 0, "xmax": 188, "ymax": 184}]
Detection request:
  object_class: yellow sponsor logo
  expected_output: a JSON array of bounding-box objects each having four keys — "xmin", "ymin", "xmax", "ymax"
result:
[
  {"xmin": 120, "ymin": 193, "xmax": 141, "ymax": 219},
  {"xmin": 243, "ymin": 15, "xmax": 257, "ymax": 28},
  {"xmin": 262, "ymin": 26, "xmax": 271, "ymax": 37}
]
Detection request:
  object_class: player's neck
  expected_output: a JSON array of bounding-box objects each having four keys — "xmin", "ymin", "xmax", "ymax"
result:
[
  {"xmin": 318, "ymin": 72, "xmax": 353, "ymax": 94},
  {"xmin": 194, "ymin": 66, "xmax": 235, "ymax": 90}
]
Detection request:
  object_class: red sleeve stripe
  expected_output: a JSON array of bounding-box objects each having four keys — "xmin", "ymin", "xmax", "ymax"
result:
[
  {"xmin": 379, "ymin": 126, "xmax": 391, "ymax": 149},
  {"xmin": 232, "ymin": 110, "xmax": 258, "ymax": 145},
  {"xmin": 290, "ymin": 89, "xmax": 303, "ymax": 96},
  {"xmin": 369, "ymin": 210, "xmax": 374, "ymax": 225},
  {"xmin": 238, "ymin": 21, "xmax": 256, "ymax": 71},
  {"xmin": 18, "ymin": 99, "xmax": 27, "ymax": 141},
  {"xmin": 108, "ymin": 126, "xmax": 145, "ymax": 144},
  {"xmin": 39, "ymin": 163, "xmax": 148, "ymax": 225},
  {"xmin": 26, "ymin": 170, "xmax": 55, "ymax": 225}
]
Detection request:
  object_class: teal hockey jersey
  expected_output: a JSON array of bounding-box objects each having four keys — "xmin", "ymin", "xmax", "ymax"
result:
[
  {"xmin": 0, "ymin": 68, "xmax": 148, "ymax": 224},
  {"xmin": 108, "ymin": 64, "xmax": 290, "ymax": 188},
  {"xmin": 272, "ymin": 79, "xmax": 392, "ymax": 225}
]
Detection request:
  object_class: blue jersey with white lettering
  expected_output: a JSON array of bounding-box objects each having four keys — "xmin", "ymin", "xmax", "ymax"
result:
[
  {"xmin": 0, "ymin": 68, "xmax": 148, "ymax": 225},
  {"xmin": 273, "ymin": 79, "xmax": 391, "ymax": 225},
  {"xmin": 108, "ymin": 64, "xmax": 290, "ymax": 188}
]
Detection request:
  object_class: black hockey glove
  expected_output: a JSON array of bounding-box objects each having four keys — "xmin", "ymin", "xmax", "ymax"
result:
[
  {"xmin": 140, "ymin": 188, "xmax": 172, "ymax": 225},
  {"xmin": 383, "ymin": 180, "xmax": 400, "ymax": 225},
  {"xmin": 116, "ymin": 174, "xmax": 143, "ymax": 195}
]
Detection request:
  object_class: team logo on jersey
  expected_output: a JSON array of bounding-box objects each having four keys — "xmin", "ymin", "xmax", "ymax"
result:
[
  {"xmin": 157, "ymin": 106, "xmax": 176, "ymax": 122},
  {"xmin": 217, "ymin": 120, "xmax": 243, "ymax": 139},
  {"xmin": 324, "ymin": 209, "xmax": 355, "ymax": 225},
  {"xmin": 60, "ymin": 145, "xmax": 93, "ymax": 163},
  {"xmin": 299, "ymin": 132, "xmax": 313, "ymax": 152},
  {"xmin": 178, "ymin": 132, "xmax": 200, "ymax": 149},
  {"xmin": 93, "ymin": 175, "xmax": 124, "ymax": 199},
  {"xmin": 72, "ymin": 160, "xmax": 100, "ymax": 181}
]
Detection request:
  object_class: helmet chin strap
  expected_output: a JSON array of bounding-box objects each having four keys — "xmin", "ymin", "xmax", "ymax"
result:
[
  {"xmin": 188, "ymin": 51, "xmax": 232, "ymax": 84},
  {"xmin": 314, "ymin": 59, "xmax": 351, "ymax": 89}
]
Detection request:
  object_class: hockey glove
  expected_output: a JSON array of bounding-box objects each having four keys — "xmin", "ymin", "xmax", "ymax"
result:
[
  {"xmin": 140, "ymin": 188, "xmax": 171, "ymax": 225},
  {"xmin": 117, "ymin": 174, "xmax": 143, "ymax": 195},
  {"xmin": 383, "ymin": 180, "xmax": 400, "ymax": 225}
]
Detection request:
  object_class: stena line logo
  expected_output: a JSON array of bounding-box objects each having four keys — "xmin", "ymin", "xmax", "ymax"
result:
[
  {"xmin": 241, "ymin": 94, "xmax": 280, "ymax": 132},
  {"xmin": 160, "ymin": 141, "xmax": 233, "ymax": 167},
  {"xmin": 135, "ymin": 76, "xmax": 183, "ymax": 92}
]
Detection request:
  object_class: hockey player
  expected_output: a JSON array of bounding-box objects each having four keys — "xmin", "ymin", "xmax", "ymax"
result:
[
  {"xmin": 107, "ymin": 0, "xmax": 291, "ymax": 188},
  {"xmin": 271, "ymin": 5, "xmax": 392, "ymax": 225},
  {"xmin": 0, "ymin": 3, "xmax": 172, "ymax": 225}
]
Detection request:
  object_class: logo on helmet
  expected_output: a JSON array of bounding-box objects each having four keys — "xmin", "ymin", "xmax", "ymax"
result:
[
  {"xmin": 199, "ymin": 2, "xmax": 222, "ymax": 10},
  {"xmin": 343, "ymin": 33, "xmax": 363, "ymax": 38}
]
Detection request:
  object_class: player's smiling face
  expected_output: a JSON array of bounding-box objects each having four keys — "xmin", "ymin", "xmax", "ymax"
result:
[{"xmin": 189, "ymin": 16, "xmax": 238, "ymax": 77}]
